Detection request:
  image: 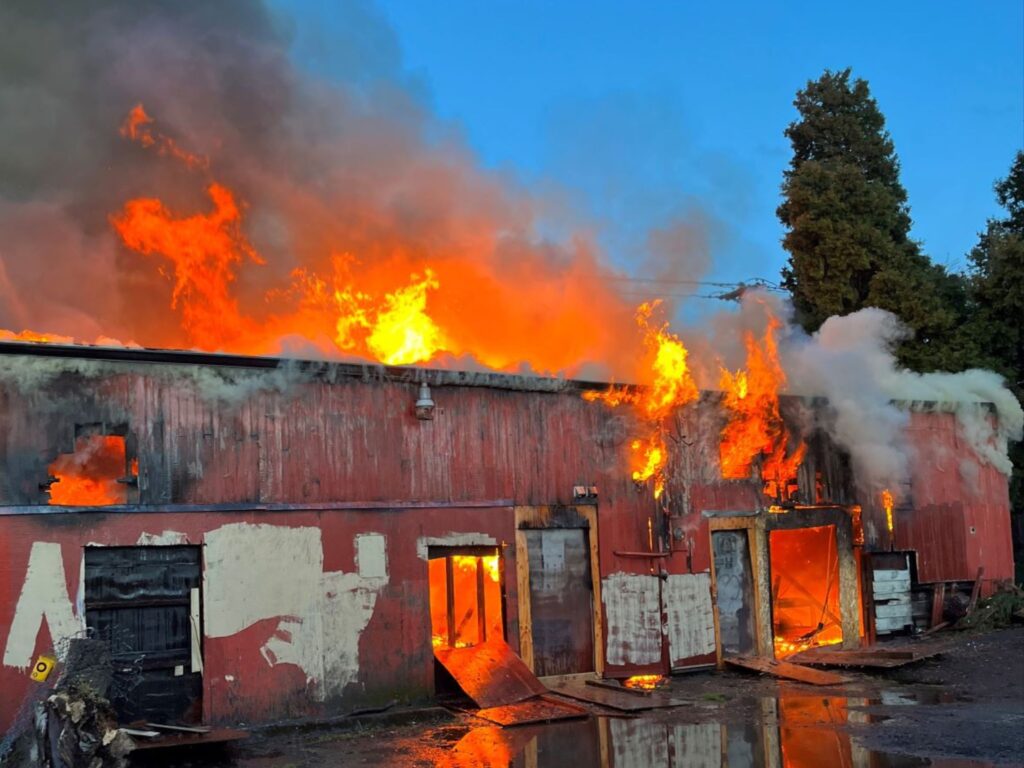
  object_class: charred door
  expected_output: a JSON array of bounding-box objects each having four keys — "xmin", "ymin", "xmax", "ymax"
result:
[
  {"xmin": 711, "ymin": 530, "xmax": 756, "ymax": 656},
  {"xmin": 524, "ymin": 528, "xmax": 594, "ymax": 676},
  {"xmin": 84, "ymin": 546, "xmax": 202, "ymax": 724}
]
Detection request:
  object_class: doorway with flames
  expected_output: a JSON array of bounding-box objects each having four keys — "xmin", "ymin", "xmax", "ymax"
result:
[
  {"xmin": 425, "ymin": 505, "xmax": 603, "ymax": 700},
  {"xmin": 709, "ymin": 507, "xmax": 863, "ymax": 662}
]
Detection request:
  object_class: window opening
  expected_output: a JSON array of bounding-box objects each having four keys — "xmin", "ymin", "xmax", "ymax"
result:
[{"xmin": 48, "ymin": 428, "xmax": 137, "ymax": 506}]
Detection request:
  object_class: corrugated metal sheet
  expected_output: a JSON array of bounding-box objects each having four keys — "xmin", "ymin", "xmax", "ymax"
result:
[{"xmin": 896, "ymin": 411, "xmax": 1014, "ymax": 584}]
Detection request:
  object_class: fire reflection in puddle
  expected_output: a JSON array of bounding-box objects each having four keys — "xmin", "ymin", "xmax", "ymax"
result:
[{"xmin": 442, "ymin": 692, "xmax": 993, "ymax": 767}]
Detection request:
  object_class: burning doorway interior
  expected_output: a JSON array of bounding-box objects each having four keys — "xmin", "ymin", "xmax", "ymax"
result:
[
  {"xmin": 428, "ymin": 547, "xmax": 504, "ymax": 651},
  {"xmin": 708, "ymin": 507, "xmax": 862, "ymax": 662},
  {"xmin": 769, "ymin": 525, "xmax": 844, "ymax": 658}
]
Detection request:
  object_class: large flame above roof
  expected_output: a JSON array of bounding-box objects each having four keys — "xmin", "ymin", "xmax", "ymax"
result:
[{"xmin": 2, "ymin": 105, "xmax": 640, "ymax": 375}]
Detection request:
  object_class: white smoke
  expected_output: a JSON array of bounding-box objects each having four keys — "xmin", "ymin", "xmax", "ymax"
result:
[{"xmin": 781, "ymin": 306, "xmax": 1023, "ymax": 490}]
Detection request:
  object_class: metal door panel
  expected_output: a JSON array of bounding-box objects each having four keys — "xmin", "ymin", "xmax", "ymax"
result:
[
  {"xmin": 712, "ymin": 531, "xmax": 756, "ymax": 656},
  {"xmin": 524, "ymin": 529, "xmax": 595, "ymax": 676}
]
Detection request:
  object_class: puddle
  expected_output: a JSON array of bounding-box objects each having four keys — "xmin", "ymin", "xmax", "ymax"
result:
[
  {"xmin": 867, "ymin": 689, "xmax": 961, "ymax": 706},
  {"xmin": 442, "ymin": 697, "xmax": 995, "ymax": 767}
]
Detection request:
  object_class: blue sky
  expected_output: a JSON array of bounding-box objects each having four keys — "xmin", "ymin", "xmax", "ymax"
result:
[{"xmin": 277, "ymin": 1, "xmax": 1023, "ymax": 299}]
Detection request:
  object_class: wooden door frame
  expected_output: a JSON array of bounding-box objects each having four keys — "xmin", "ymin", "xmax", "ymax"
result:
[
  {"xmin": 707, "ymin": 514, "xmax": 771, "ymax": 666},
  {"xmin": 514, "ymin": 505, "xmax": 604, "ymax": 677}
]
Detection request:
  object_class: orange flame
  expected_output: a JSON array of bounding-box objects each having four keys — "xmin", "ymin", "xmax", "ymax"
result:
[
  {"xmin": 48, "ymin": 435, "xmax": 134, "ymax": 506},
  {"xmin": 585, "ymin": 301, "xmax": 698, "ymax": 500},
  {"xmin": 333, "ymin": 268, "xmax": 446, "ymax": 365},
  {"xmin": 882, "ymin": 488, "xmax": 895, "ymax": 534},
  {"xmin": 622, "ymin": 674, "xmax": 663, "ymax": 690},
  {"xmin": 0, "ymin": 329, "xmax": 75, "ymax": 344},
  {"xmin": 121, "ymin": 103, "xmax": 208, "ymax": 170},
  {"xmin": 54, "ymin": 103, "xmax": 645, "ymax": 374},
  {"xmin": 111, "ymin": 183, "xmax": 262, "ymax": 351},
  {"xmin": 429, "ymin": 554, "xmax": 502, "ymax": 650},
  {"xmin": 718, "ymin": 312, "xmax": 805, "ymax": 500}
]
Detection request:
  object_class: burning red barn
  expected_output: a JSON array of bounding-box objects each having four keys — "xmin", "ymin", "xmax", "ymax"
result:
[{"xmin": 0, "ymin": 343, "xmax": 1013, "ymax": 730}]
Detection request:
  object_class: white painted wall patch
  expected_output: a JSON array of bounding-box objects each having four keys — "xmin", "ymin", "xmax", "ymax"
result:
[
  {"xmin": 3, "ymin": 542, "xmax": 82, "ymax": 669},
  {"xmin": 601, "ymin": 572, "xmax": 662, "ymax": 665},
  {"xmin": 203, "ymin": 523, "xmax": 389, "ymax": 701}
]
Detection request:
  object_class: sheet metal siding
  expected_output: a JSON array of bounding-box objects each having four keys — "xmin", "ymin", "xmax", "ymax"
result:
[
  {"xmin": 0, "ymin": 507, "xmax": 516, "ymax": 730},
  {"xmin": 0, "ymin": 361, "xmax": 1012, "ymax": 729},
  {"xmin": 895, "ymin": 411, "xmax": 1013, "ymax": 584}
]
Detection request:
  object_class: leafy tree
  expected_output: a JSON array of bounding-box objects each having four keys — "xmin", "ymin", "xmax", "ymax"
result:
[
  {"xmin": 965, "ymin": 151, "xmax": 1024, "ymax": 529},
  {"xmin": 778, "ymin": 68, "xmax": 967, "ymax": 371}
]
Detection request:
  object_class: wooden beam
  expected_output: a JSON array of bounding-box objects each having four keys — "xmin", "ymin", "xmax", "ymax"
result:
[
  {"xmin": 445, "ymin": 556, "xmax": 456, "ymax": 648},
  {"xmin": 578, "ymin": 504, "xmax": 605, "ymax": 678},
  {"xmin": 514, "ymin": 523, "xmax": 534, "ymax": 671}
]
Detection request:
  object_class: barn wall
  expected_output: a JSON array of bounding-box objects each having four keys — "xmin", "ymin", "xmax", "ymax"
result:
[
  {"xmin": 0, "ymin": 352, "xmax": 1013, "ymax": 730},
  {"xmin": 894, "ymin": 410, "xmax": 1014, "ymax": 586},
  {"xmin": 0, "ymin": 505, "xmax": 514, "ymax": 729}
]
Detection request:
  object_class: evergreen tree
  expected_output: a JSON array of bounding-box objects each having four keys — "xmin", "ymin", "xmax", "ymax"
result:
[
  {"xmin": 778, "ymin": 69, "xmax": 967, "ymax": 371},
  {"xmin": 966, "ymin": 151, "xmax": 1024, "ymax": 524}
]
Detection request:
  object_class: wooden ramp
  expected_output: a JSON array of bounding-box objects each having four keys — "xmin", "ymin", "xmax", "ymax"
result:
[
  {"xmin": 725, "ymin": 655, "xmax": 851, "ymax": 685},
  {"xmin": 434, "ymin": 640, "xmax": 547, "ymax": 708},
  {"xmin": 435, "ymin": 639, "xmax": 586, "ymax": 726},
  {"xmin": 788, "ymin": 644, "xmax": 946, "ymax": 669}
]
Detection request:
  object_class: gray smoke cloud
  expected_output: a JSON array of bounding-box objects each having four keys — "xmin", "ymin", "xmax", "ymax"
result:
[{"xmin": 1, "ymin": 0, "xmax": 701, "ymax": 376}]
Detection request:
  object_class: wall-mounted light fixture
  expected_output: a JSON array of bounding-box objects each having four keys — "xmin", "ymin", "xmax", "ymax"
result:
[{"xmin": 415, "ymin": 382, "xmax": 435, "ymax": 420}]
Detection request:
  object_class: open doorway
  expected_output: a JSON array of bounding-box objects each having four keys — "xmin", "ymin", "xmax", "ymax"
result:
[
  {"xmin": 769, "ymin": 525, "xmax": 843, "ymax": 658},
  {"xmin": 428, "ymin": 547, "xmax": 504, "ymax": 651}
]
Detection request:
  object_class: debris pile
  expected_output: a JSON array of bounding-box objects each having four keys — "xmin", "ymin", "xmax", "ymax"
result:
[
  {"xmin": 39, "ymin": 687, "xmax": 134, "ymax": 768},
  {"xmin": 957, "ymin": 584, "xmax": 1024, "ymax": 630},
  {"xmin": 0, "ymin": 639, "xmax": 134, "ymax": 768}
]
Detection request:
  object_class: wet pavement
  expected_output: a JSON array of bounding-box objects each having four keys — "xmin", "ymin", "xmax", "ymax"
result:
[
  {"xmin": 131, "ymin": 683, "xmax": 1022, "ymax": 767},
  {"xmin": 130, "ymin": 628, "xmax": 1024, "ymax": 767}
]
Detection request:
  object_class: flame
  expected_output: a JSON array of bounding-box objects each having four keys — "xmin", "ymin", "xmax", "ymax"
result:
[
  {"xmin": 622, "ymin": 674, "xmax": 663, "ymax": 690},
  {"xmin": 882, "ymin": 488, "xmax": 895, "ymax": 534},
  {"xmin": 429, "ymin": 554, "xmax": 502, "ymax": 650},
  {"xmin": 0, "ymin": 329, "xmax": 75, "ymax": 344},
  {"xmin": 111, "ymin": 182, "xmax": 263, "ymax": 351},
  {"xmin": 121, "ymin": 103, "xmax": 208, "ymax": 170},
  {"xmin": 585, "ymin": 302, "xmax": 698, "ymax": 500},
  {"xmin": 770, "ymin": 525, "xmax": 844, "ymax": 659},
  {"xmin": 334, "ymin": 268, "xmax": 446, "ymax": 365},
  {"xmin": 6, "ymin": 104, "xmax": 629, "ymax": 374},
  {"xmin": 773, "ymin": 634, "xmax": 842, "ymax": 659},
  {"xmin": 48, "ymin": 435, "xmax": 133, "ymax": 506},
  {"xmin": 718, "ymin": 312, "xmax": 806, "ymax": 499}
]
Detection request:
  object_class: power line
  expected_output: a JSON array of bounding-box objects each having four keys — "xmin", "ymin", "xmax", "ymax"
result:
[{"xmin": 612, "ymin": 277, "xmax": 786, "ymax": 302}]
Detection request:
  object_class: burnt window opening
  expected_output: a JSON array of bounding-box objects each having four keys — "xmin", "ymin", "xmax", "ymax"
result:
[
  {"xmin": 46, "ymin": 424, "xmax": 138, "ymax": 506},
  {"xmin": 427, "ymin": 547, "xmax": 504, "ymax": 650}
]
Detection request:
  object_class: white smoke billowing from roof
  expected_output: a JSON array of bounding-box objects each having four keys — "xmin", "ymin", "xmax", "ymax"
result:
[{"xmin": 781, "ymin": 305, "xmax": 1023, "ymax": 489}]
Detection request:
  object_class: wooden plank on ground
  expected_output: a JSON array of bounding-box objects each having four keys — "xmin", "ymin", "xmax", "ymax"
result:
[
  {"xmin": 585, "ymin": 678, "xmax": 655, "ymax": 697},
  {"xmin": 548, "ymin": 681, "xmax": 686, "ymax": 711},
  {"xmin": 789, "ymin": 644, "xmax": 946, "ymax": 669},
  {"xmin": 130, "ymin": 728, "xmax": 249, "ymax": 751},
  {"xmin": 725, "ymin": 655, "xmax": 850, "ymax": 686},
  {"xmin": 472, "ymin": 695, "xmax": 588, "ymax": 727}
]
